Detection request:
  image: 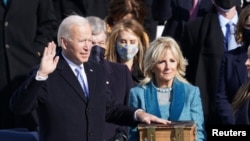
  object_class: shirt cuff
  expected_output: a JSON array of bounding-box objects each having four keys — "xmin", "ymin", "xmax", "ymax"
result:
[
  {"xmin": 134, "ymin": 109, "xmax": 144, "ymax": 121},
  {"xmin": 35, "ymin": 71, "xmax": 48, "ymax": 81}
]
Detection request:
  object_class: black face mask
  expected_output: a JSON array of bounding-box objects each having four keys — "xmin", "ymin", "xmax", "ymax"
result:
[
  {"xmin": 214, "ymin": 0, "xmax": 237, "ymax": 10},
  {"xmin": 243, "ymin": 28, "xmax": 250, "ymax": 45}
]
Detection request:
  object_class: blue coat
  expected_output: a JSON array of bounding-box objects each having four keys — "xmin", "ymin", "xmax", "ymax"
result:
[
  {"xmin": 128, "ymin": 78, "xmax": 206, "ymax": 141},
  {"xmin": 216, "ymin": 46, "xmax": 248, "ymax": 124}
]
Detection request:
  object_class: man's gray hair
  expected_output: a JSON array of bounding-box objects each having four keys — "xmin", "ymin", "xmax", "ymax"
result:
[
  {"xmin": 57, "ymin": 14, "xmax": 90, "ymax": 46},
  {"xmin": 86, "ymin": 16, "xmax": 107, "ymax": 35}
]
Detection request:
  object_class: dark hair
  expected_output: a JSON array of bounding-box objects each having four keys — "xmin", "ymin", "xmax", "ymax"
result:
[
  {"xmin": 106, "ymin": 0, "xmax": 146, "ymax": 28},
  {"xmin": 232, "ymin": 81, "xmax": 250, "ymax": 113},
  {"xmin": 235, "ymin": 5, "xmax": 250, "ymax": 45}
]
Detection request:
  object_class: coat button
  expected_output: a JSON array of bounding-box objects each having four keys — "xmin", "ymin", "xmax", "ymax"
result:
[
  {"xmin": 86, "ymin": 108, "xmax": 91, "ymax": 113},
  {"xmin": 88, "ymin": 132, "xmax": 93, "ymax": 136},
  {"xmin": 37, "ymin": 51, "xmax": 41, "ymax": 57},
  {"xmin": 4, "ymin": 21, "xmax": 8, "ymax": 27},
  {"xmin": 5, "ymin": 44, "xmax": 10, "ymax": 48}
]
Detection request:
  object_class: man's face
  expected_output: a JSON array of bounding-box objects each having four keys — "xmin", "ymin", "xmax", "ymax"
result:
[
  {"xmin": 63, "ymin": 24, "xmax": 93, "ymax": 65},
  {"xmin": 92, "ymin": 31, "xmax": 107, "ymax": 48}
]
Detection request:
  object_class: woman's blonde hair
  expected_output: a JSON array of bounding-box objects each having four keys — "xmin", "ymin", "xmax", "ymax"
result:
[
  {"xmin": 106, "ymin": 19, "xmax": 148, "ymax": 74},
  {"xmin": 140, "ymin": 37, "xmax": 189, "ymax": 85}
]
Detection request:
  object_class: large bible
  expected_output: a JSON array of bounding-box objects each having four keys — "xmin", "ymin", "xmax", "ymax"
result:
[{"xmin": 137, "ymin": 121, "xmax": 196, "ymax": 141}]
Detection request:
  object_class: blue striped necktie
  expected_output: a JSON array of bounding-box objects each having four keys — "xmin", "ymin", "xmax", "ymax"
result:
[
  {"xmin": 75, "ymin": 67, "xmax": 89, "ymax": 97},
  {"xmin": 226, "ymin": 22, "xmax": 238, "ymax": 51}
]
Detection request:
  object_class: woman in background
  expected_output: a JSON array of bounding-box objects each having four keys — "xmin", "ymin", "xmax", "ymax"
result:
[{"xmin": 106, "ymin": 19, "xmax": 149, "ymax": 84}]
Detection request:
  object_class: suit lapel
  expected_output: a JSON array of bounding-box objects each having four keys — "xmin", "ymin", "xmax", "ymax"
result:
[
  {"xmin": 84, "ymin": 62, "xmax": 96, "ymax": 100},
  {"xmin": 103, "ymin": 61, "xmax": 113, "ymax": 84},
  {"xmin": 169, "ymin": 78, "xmax": 185, "ymax": 120},
  {"xmin": 57, "ymin": 58, "xmax": 88, "ymax": 103},
  {"xmin": 235, "ymin": 49, "xmax": 248, "ymax": 84}
]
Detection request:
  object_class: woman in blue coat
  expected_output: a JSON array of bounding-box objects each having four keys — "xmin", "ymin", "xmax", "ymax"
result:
[{"xmin": 128, "ymin": 37, "xmax": 206, "ymax": 141}]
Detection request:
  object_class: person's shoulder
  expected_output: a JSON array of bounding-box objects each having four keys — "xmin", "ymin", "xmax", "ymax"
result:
[
  {"xmin": 181, "ymin": 83, "xmax": 201, "ymax": 98},
  {"xmin": 225, "ymin": 46, "xmax": 247, "ymax": 55},
  {"xmin": 86, "ymin": 60, "xmax": 105, "ymax": 71},
  {"xmin": 130, "ymin": 84, "xmax": 146, "ymax": 92},
  {"xmin": 106, "ymin": 61, "xmax": 127, "ymax": 69},
  {"xmin": 104, "ymin": 60, "xmax": 130, "ymax": 72},
  {"xmin": 179, "ymin": 81, "xmax": 199, "ymax": 91}
]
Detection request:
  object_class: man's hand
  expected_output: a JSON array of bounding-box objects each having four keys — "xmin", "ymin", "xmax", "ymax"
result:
[
  {"xmin": 38, "ymin": 41, "xmax": 59, "ymax": 77},
  {"xmin": 136, "ymin": 110, "xmax": 171, "ymax": 124}
]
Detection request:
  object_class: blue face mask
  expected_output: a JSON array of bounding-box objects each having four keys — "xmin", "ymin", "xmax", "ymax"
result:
[{"xmin": 116, "ymin": 43, "xmax": 139, "ymax": 61}]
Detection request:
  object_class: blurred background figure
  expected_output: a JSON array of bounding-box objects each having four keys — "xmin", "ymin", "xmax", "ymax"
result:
[
  {"xmin": 52, "ymin": 0, "xmax": 156, "ymax": 42},
  {"xmin": 128, "ymin": 37, "xmax": 206, "ymax": 141},
  {"xmin": 181, "ymin": 0, "xmax": 242, "ymax": 126},
  {"xmin": 141, "ymin": 0, "xmax": 159, "ymax": 42},
  {"xmin": 106, "ymin": 0, "xmax": 151, "ymax": 43},
  {"xmin": 52, "ymin": 0, "xmax": 109, "ymax": 21},
  {"xmin": 152, "ymin": 0, "xmax": 213, "ymax": 43},
  {"xmin": 86, "ymin": 16, "xmax": 134, "ymax": 140},
  {"xmin": 106, "ymin": 19, "xmax": 149, "ymax": 85},
  {"xmin": 0, "ymin": 0, "xmax": 58, "ymax": 130},
  {"xmin": 216, "ymin": 4, "xmax": 250, "ymax": 125}
]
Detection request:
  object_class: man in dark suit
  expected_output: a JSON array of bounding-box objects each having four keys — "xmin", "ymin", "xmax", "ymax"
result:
[
  {"xmin": 152, "ymin": 0, "xmax": 213, "ymax": 43},
  {"xmin": 10, "ymin": 15, "xmax": 170, "ymax": 141},
  {"xmin": 87, "ymin": 16, "xmax": 134, "ymax": 140},
  {"xmin": 181, "ymin": 0, "xmax": 241, "ymax": 126},
  {"xmin": 0, "ymin": 0, "xmax": 58, "ymax": 130}
]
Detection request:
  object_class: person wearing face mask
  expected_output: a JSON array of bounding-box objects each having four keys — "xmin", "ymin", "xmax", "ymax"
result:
[
  {"xmin": 86, "ymin": 16, "xmax": 134, "ymax": 140},
  {"xmin": 106, "ymin": 19, "xmax": 149, "ymax": 85},
  {"xmin": 180, "ymin": 0, "xmax": 242, "ymax": 126},
  {"xmin": 216, "ymin": 5, "xmax": 250, "ymax": 125}
]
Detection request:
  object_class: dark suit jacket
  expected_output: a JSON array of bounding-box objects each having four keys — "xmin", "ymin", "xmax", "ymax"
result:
[
  {"xmin": 216, "ymin": 46, "xmax": 248, "ymax": 124},
  {"xmin": 0, "ymin": 0, "xmax": 58, "ymax": 130},
  {"xmin": 10, "ymin": 53, "xmax": 137, "ymax": 141},
  {"xmin": 152, "ymin": 0, "xmax": 212, "ymax": 42},
  {"xmin": 102, "ymin": 61, "xmax": 134, "ymax": 140},
  {"xmin": 52, "ymin": 0, "xmax": 109, "ymax": 21},
  {"xmin": 181, "ymin": 6, "xmax": 241, "ymax": 124},
  {"xmin": 89, "ymin": 46, "xmax": 134, "ymax": 140},
  {"xmin": 235, "ymin": 101, "xmax": 250, "ymax": 124}
]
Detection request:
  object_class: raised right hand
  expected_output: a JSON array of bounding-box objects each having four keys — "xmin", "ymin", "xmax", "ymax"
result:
[{"xmin": 38, "ymin": 41, "xmax": 59, "ymax": 77}]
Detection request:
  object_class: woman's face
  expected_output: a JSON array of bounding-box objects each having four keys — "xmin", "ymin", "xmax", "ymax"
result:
[
  {"xmin": 152, "ymin": 49, "xmax": 178, "ymax": 87},
  {"xmin": 117, "ymin": 30, "xmax": 139, "ymax": 46}
]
